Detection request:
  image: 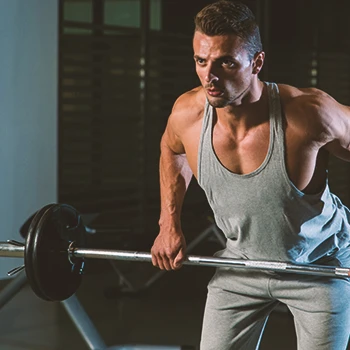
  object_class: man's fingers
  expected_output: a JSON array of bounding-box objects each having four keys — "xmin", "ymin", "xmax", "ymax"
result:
[
  {"xmin": 151, "ymin": 250, "xmax": 172, "ymax": 270},
  {"xmin": 151, "ymin": 251, "xmax": 158, "ymax": 267},
  {"xmin": 151, "ymin": 244, "xmax": 186, "ymax": 271},
  {"xmin": 173, "ymin": 249, "xmax": 186, "ymax": 270},
  {"xmin": 161, "ymin": 254, "xmax": 173, "ymax": 271}
]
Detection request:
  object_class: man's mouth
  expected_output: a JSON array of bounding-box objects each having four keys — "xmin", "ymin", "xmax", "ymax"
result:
[{"xmin": 207, "ymin": 89, "xmax": 224, "ymax": 97}]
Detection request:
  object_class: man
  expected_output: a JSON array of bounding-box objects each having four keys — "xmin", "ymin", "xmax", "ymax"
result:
[{"xmin": 151, "ymin": 1, "xmax": 350, "ymax": 349}]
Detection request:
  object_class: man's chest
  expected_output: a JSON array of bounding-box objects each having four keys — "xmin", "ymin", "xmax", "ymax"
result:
[{"xmin": 183, "ymin": 117, "xmax": 326, "ymax": 193}]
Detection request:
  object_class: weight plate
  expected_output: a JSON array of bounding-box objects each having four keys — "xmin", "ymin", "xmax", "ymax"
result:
[
  {"xmin": 25, "ymin": 204, "xmax": 86, "ymax": 301},
  {"xmin": 25, "ymin": 204, "xmax": 57, "ymax": 301}
]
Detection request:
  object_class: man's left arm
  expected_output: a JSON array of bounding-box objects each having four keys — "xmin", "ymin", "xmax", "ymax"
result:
[{"xmin": 315, "ymin": 93, "xmax": 350, "ymax": 162}]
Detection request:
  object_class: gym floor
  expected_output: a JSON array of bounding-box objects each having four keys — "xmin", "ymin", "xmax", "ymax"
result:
[{"xmin": 0, "ymin": 251, "xmax": 298, "ymax": 350}]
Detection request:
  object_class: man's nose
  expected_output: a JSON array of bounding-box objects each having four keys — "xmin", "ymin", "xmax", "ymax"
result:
[
  {"xmin": 205, "ymin": 73, "xmax": 219, "ymax": 84},
  {"xmin": 204, "ymin": 64, "xmax": 219, "ymax": 83}
]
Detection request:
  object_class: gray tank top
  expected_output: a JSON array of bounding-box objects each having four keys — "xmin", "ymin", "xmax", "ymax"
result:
[{"xmin": 197, "ymin": 82, "xmax": 350, "ymax": 264}]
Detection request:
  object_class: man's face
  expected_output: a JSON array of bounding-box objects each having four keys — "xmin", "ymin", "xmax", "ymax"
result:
[{"xmin": 193, "ymin": 31, "xmax": 258, "ymax": 108}]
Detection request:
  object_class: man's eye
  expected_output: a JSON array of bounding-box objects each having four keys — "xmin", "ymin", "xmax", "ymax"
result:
[
  {"xmin": 222, "ymin": 60, "xmax": 235, "ymax": 68},
  {"xmin": 196, "ymin": 58, "xmax": 205, "ymax": 65}
]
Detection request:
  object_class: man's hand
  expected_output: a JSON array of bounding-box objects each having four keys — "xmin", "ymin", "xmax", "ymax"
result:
[{"xmin": 151, "ymin": 229, "xmax": 186, "ymax": 271}]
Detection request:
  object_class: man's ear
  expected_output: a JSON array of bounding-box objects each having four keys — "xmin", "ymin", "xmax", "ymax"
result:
[{"xmin": 252, "ymin": 51, "xmax": 265, "ymax": 75}]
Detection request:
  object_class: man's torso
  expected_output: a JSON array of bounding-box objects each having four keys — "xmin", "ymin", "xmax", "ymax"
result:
[{"xmin": 178, "ymin": 83, "xmax": 328, "ymax": 195}]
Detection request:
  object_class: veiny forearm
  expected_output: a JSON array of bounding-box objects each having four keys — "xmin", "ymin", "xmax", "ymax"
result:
[{"xmin": 159, "ymin": 143, "xmax": 193, "ymax": 231}]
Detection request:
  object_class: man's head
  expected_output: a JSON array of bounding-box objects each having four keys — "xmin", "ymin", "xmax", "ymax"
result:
[
  {"xmin": 194, "ymin": 0, "xmax": 262, "ymax": 61},
  {"xmin": 193, "ymin": 1, "xmax": 264, "ymax": 108}
]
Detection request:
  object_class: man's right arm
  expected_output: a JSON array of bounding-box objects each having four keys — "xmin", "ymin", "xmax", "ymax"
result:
[{"xmin": 151, "ymin": 107, "xmax": 193, "ymax": 271}]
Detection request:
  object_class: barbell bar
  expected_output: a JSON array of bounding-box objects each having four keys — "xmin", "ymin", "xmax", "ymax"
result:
[
  {"xmin": 71, "ymin": 248, "xmax": 350, "ymax": 277},
  {"xmin": 2, "ymin": 203, "xmax": 350, "ymax": 302},
  {"xmin": 2, "ymin": 242, "xmax": 350, "ymax": 279}
]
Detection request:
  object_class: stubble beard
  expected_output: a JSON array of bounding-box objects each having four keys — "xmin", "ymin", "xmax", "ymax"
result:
[
  {"xmin": 207, "ymin": 97, "xmax": 230, "ymax": 108},
  {"xmin": 207, "ymin": 92, "xmax": 240, "ymax": 108},
  {"xmin": 208, "ymin": 85, "xmax": 251, "ymax": 108}
]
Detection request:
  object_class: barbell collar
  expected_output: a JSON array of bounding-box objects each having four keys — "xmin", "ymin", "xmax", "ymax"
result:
[{"xmin": 0, "ymin": 242, "xmax": 25, "ymax": 258}]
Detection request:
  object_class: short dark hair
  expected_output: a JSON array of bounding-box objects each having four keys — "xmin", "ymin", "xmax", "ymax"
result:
[{"xmin": 194, "ymin": 0, "xmax": 263, "ymax": 60}]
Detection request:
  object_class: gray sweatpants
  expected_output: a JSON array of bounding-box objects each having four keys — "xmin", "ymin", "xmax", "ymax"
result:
[{"xmin": 200, "ymin": 251, "xmax": 350, "ymax": 350}]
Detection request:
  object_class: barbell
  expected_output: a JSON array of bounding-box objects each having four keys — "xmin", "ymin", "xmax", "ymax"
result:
[{"xmin": 1, "ymin": 203, "xmax": 350, "ymax": 302}]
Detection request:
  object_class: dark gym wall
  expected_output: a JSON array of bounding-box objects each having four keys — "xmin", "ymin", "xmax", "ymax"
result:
[
  {"xmin": 162, "ymin": 0, "xmax": 257, "ymax": 35},
  {"xmin": 58, "ymin": 0, "xmax": 350, "ymax": 242},
  {"xmin": 266, "ymin": 0, "xmax": 350, "ymax": 204}
]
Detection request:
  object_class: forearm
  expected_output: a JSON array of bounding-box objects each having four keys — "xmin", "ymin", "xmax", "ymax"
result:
[{"xmin": 159, "ymin": 142, "xmax": 193, "ymax": 231}]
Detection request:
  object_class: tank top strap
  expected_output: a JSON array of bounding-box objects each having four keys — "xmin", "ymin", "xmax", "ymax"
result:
[
  {"xmin": 266, "ymin": 82, "xmax": 285, "ymax": 154},
  {"xmin": 197, "ymin": 98, "xmax": 213, "ymax": 186}
]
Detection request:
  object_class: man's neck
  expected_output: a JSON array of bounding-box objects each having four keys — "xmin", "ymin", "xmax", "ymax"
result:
[{"xmin": 216, "ymin": 80, "xmax": 267, "ymax": 130}]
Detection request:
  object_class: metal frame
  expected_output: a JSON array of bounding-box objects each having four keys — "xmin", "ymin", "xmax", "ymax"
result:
[{"xmin": 0, "ymin": 272, "xmax": 192, "ymax": 350}]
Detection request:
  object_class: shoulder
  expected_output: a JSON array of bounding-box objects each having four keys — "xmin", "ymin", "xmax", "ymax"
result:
[
  {"xmin": 277, "ymin": 83, "xmax": 335, "ymax": 110},
  {"xmin": 165, "ymin": 86, "xmax": 207, "ymax": 138},
  {"xmin": 160, "ymin": 87, "xmax": 206, "ymax": 153},
  {"xmin": 170, "ymin": 87, "xmax": 206, "ymax": 124},
  {"xmin": 277, "ymin": 83, "xmax": 344, "ymax": 143}
]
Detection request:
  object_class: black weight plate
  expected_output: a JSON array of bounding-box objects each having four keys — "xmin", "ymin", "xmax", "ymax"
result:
[
  {"xmin": 27, "ymin": 204, "xmax": 86, "ymax": 301},
  {"xmin": 25, "ymin": 204, "xmax": 57, "ymax": 301},
  {"xmin": 19, "ymin": 211, "xmax": 37, "ymax": 238}
]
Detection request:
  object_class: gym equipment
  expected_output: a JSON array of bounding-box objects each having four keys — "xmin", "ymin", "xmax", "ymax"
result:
[
  {"xmin": 107, "ymin": 217, "xmax": 226, "ymax": 296},
  {"xmin": 1, "ymin": 203, "xmax": 350, "ymax": 302},
  {"xmin": 0, "ymin": 274, "xmax": 193, "ymax": 350},
  {"xmin": 0, "ymin": 210, "xmax": 196, "ymax": 350}
]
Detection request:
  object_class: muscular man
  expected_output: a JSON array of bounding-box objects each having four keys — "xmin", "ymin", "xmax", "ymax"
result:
[{"xmin": 151, "ymin": 1, "xmax": 350, "ymax": 349}]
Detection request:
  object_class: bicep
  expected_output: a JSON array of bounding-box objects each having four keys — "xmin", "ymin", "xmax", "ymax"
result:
[
  {"xmin": 320, "ymin": 100, "xmax": 350, "ymax": 161},
  {"xmin": 324, "ymin": 139, "xmax": 350, "ymax": 162},
  {"xmin": 161, "ymin": 116, "xmax": 186, "ymax": 155},
  {"xmin": 160, "ymin": 116, "xmax": 193, "ymax": 187}
]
